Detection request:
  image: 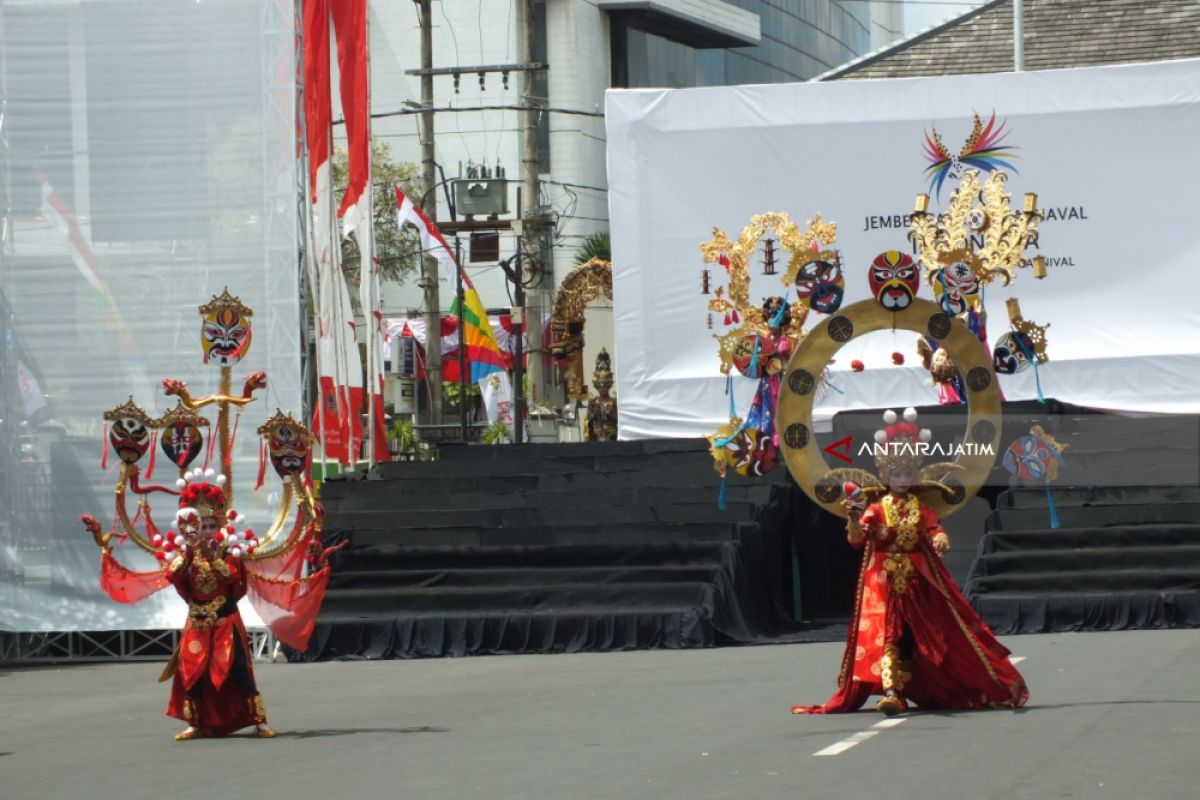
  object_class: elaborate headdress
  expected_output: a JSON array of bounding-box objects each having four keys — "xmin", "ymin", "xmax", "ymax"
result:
[{"xmin": 873, "ymin": 407, "xmax": 933, "ymax": 476}]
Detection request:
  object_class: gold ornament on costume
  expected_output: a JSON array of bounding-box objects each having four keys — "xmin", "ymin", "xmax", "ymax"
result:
[
  {"xmin": 700, "ymin": 213, "xmax": 830, "ymax": 374},
  {"xmin": 1006, "ymin": 297, "xmax": 1049, "ymax": 362},
  {"xmin": 199, "ymin": 288, "xmax": 254, "ymax": 367},
  {"xmin": 910, "ymin": 169, "xmax": 1043, "ymax": 293}
]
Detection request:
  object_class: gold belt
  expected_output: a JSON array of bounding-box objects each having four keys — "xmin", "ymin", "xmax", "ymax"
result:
[{"xmin": 187, "ymin": 597, "xmax": 226, "ymax": 631}]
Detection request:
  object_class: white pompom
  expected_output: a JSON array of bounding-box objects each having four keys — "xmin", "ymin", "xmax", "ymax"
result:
[
  {"xmin": 903, "ymin": 407, "xmax": 918, "ymax": 423},
  {"xmin": 151, "ymin": 534, "xmax": 163, "ymax": 546},
  {"xmin": 874, "ymin": 430, "xmax": 887, "ymax": 444},
  {"xmin": 229, "ymin": 547, "xmax": 242, "ymax": 558},
  {"xmin": 185, "ymin": 469, "xmax": 195, "ymax": 482},
  {"xmin": 216, "ymin": 474, "xmax": 227, "ymax": 486},
  {"xmin": 919, "ymin": 428, "xmax": 932, "ymax": 442},
  {"xmin": 883, "ymin": 409, "xmax": 898, "ymax": 424},
  {"xmin": 204, "ymin": 468, "xmax": 215, "ymax": 479},
  {"xmin": 175, "ymin": 478, "xmax": 186, "ymax": 489}
]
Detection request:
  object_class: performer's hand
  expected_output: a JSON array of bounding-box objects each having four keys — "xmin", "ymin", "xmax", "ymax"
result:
[
  {"xmin": 932, "ymin": 532, "xmax": 950, "ymax": 556},
  {"xmin": 842, "ymin": 501, "xmax": 863, "ymax": 523}
]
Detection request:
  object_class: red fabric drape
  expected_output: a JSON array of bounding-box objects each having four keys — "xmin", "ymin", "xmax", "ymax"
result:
[
  {"xmin": 99, "ymin": 551, "xmax": 169, "ymax": 604},
  {"xmin": 245, "ymin": 567, "xmax": 330, "ymax": 652}
]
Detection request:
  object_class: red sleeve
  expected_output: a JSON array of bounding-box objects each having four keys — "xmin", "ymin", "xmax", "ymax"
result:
[
  {"xmin": 920, "ymin": 505, "xmax": 945, "ymax": 539},
  {"xmin": 227, "ymin": 557, "xmax": 249, "ymax": 601}
]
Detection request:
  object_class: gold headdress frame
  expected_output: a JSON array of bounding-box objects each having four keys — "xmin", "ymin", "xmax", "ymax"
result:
[
  {"xmin": 1005, "ymin": 297, "xmax": 1050, "ymax": 364},
  {"xmin": 700, "ymin": 213, "xmax": 835, "ymax": 374},
  {"xmin": 910, "ymin": 169, "xmax": 1043, "ymax": 289},
  {"xmin": 199, "ymin": 287, "xmax": 254, "ymax": 319},
  {"xmin": 776, "ymin": 297, "xmax": 1002, "ymax": 520},
  {"xmin": 103, "ymin": 397, "xmax": 155, "ymax": 428}
]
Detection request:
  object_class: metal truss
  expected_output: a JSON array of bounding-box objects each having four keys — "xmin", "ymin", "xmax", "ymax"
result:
[{"xmin": 0, "ymin": 628, "xmax": 278, "ymax": 664}]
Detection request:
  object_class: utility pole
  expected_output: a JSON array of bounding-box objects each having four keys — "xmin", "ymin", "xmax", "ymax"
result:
[
  {"xmin": 519, "ymin": 0, "xmax": 548, "ymax": 408},
  {"xmin": 418, "ymin": 0, "xmax": 443, "ymax": 423}
]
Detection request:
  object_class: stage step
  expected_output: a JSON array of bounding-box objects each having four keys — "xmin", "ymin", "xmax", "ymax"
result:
[
  {"xmin": 330, "ymin": 542, "xmax": 732, "ymax": 571},
  {"xmin": 969, "ymin": 590, "xmax": 1200, "ymax": 633},
  {"xmin": 967, "ymin": 478, "xmax": 1200, "ymax": 633},
  {"xmin": 985, "ymin": 503, "xmax": 1200, "ymax": 532},
  {"xmin": 303, "ymin": 440, "xmax": 792, "ymax": 660},
  {"xmin": 998, "ymin": 486, "xmax": 1200, "ymax": 509},
  {"xmin": 304, "ymin": 607, "xmax": 717, "ymax": 659}
]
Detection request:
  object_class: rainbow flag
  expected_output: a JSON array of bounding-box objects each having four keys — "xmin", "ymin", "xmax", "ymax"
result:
[
  {"xmin": 396, "ymin": 187, "xmax": 507, "ymax": 384},
  {"xmin": 450, "ymin": 279, "xmax": 507, "ymax": 383}
]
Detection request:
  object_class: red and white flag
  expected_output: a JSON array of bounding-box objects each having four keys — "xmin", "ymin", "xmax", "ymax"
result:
[
  {"xmin": 396, "ymin": 187, "xmax": 457, "ymax": 284},
  {"xmin": 305, "ymin": 0, "xmax": 362, "ymax": 465},
  {"xmin": 333, "ymin": 0, "xmax": 387, "ymax": 464},
  {"xmin": 16, "ymin": 360, "xmax": 47, "ymax": 418}
]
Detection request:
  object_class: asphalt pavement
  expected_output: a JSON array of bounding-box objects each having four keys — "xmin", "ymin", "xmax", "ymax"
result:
[{"xmin": 2, "ymin": 629, "xmax": 1197, "ymax": 800}]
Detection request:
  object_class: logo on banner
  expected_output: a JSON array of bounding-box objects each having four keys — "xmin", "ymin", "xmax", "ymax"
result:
[{"xmin": 922, "ymin": 110, "xmax": 1019, "ymax": 199}]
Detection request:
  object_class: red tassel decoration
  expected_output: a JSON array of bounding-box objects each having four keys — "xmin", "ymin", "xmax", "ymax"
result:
[
  {"xmin": 101, "ymin": 422, "xmax": 109, "ymax": 469},
  {"xmin": 731, "ymin": 309, "xmax": 740, "ymax": 323},
  {"xmin": 145, "ymin": 431, "xmax": 158, "ymax": 479},
  {"xmin": 227, "ymin": 412, "xmax": 241, "ymax": 474},
  {"xmin": 724, "ymin": 312, "xmax": 731, "ymax": 325},
  {"xmin": 255, "ymin": 439, "xmax": 267, "ymax": 491},
  {"xmin": 203, "ymin": 427, "xmax": 217, "ymax": 471}
]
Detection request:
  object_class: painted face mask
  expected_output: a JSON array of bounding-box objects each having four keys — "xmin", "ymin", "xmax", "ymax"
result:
[
  {"xmin": 795, "ymin": 258, "xmax": 844, "ymax": 314},
  {"xmin": 269, "ymin": 422, "xmax": 310, "ymax": 478},
  {"xmin": 161, "ymin": 421, "xmax": 204, "ymax": 469},
  {"xmin": 869, "ymin": 251, "xmax": 919, "ymax": 311},
  {"xmin": 992, "ymin": 330, "xmax": 1036, "ymax": 374},
  {"xmin": 201, "ymin": 306, "xmax": 253, "ymax": 367},
  {"xmin": 1002, "ymin": 431, "xmax": 1062, "ymax": 480},
  {"xmin": 732, "ymin": 333, "xmax": 782, "ymax": 379},
  {"xmin": 932, "ymin": 258, "xmax": 979, "ymax": 315},
  {"xmin": 110, "ymin": 416, "xmax": 150, "ymax": 465}
]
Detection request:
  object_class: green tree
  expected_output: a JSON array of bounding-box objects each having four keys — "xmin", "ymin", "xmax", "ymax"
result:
[
  {"xmin": 574, "ymin": 230, "xmax": 610, "ymax": 265},
  {"xmin": 331, "ymin": 139, "xmax": 424, "ymax": 292}
]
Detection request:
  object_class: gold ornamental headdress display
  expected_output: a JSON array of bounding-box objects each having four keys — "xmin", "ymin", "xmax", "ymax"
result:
[
  {"xmin": 82, "ymin": 291, "xmax": 322, "ymax": 564},
  {"xmin": 700, "ymin": 213, "xmax": 835, "ymax": 375},
  {"xmin": 909, "ymin": 169, "xmax": 1043, "ymax": 315}
]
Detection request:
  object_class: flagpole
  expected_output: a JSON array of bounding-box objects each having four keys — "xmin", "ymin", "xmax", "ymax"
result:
[
  {"xmin": 364, "ymin": 0, "xmax": 377, "ymax": 470},
  {"xmin": 455, "ymin": 236, "xmax": 468, "ymax": 443}
]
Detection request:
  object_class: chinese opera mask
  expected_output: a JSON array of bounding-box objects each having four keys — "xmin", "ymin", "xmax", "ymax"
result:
[
  {"xmin": 732, "ymin": 332, "xmax": 782, "ymax": 379},
  {"xmin": 157, "ymin": 402, "xmax": 209, "ymax": 470},
  {"xmin": 992, "ymin": 330, "xmax": 1036, "ymax": 375},
  {"xmin": 199, "ymin": 290, "xmax": 254, "ymax": 366},
  {"xmin": 794, "ymin": 257, "xmax": 845, "ymax": 315},
  {"xmin": 161, "ymin": 421, "xmax": 204, "ymax": 470},
  {"xmin": 110, "ymin": 416, "xmax": 150, "ymax": 465},
  {"xmin": 1002, "ymin": 426, "xmax": 1067, "ymax": 481},
  {"xmin": 258, "ymin": 411, "xmax": 315, "ymax": 479},
  {"xmin": 869, "ymin": 251, "xmax": 919, "ymax": 311},
  {"xmin": 932, "ymin": 252, "xmax": 981, "ymax": 316}
]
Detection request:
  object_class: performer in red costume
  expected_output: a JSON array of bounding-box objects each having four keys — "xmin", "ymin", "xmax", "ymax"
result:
[
  {"xmin": 163, "ymin": 475, "xmax": 274, "ymax": 740},
  {"xmin": 793, "ymin": 408, "xmax": 1028, "ymax": 715}
]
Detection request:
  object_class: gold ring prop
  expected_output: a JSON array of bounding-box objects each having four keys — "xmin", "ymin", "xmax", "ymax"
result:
[{"xmin": 776, "ymin": 297, "xmax": 1001, "ymax": 519}]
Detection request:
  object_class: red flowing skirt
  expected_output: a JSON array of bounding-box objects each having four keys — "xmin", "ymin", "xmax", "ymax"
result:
[
  {"xmin": 165, "ymin": 612, "xmax": 265, "ymax": 736},
  {"xmin": 797, "ymin": 544, "xmax": 1028, "ymax": 713}
]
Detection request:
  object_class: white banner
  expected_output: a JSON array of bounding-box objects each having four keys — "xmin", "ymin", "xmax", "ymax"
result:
[{"xmin": 606, "ymin": 59, "xmax": 1200, "ymax": 439}]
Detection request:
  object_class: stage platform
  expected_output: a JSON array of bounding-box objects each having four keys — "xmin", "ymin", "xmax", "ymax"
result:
[{"xmin": 304, "ymin": 401, "xmax": 1200, "ymax": 660}]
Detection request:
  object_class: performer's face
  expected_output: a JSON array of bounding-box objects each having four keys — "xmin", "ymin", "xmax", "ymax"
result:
[
  {"xmin": 887, "ymin": 467, "xmax": 915, "ymax": 494},
  {"xmin": 200, "ymin": 516, "xmax": 220, "ymax": 539}
]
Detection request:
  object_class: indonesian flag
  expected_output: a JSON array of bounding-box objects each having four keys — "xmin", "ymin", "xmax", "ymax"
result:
[
  {"xmin": 395, "ymin": 187, "xmax": 456, "ymax": 284},
  {"xmin": 333, "ymin": 0, "xmax": 387, "ymax": 464},
  {"xmin": 305, "ymin": 0, "xmax": 361, "ymax": 464}
]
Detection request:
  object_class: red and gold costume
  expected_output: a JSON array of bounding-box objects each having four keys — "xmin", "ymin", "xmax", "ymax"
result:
[
  {"xmin": 795, "ymin": 408, "xmax": 1028, "ymax": 715},
  {"xmin": 163, "ymin": 543, "xmax": 267, "ymax": 736},
  {"xmin": 82, "ymin": 290, "xmax": 334, "ymax": 740}
]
